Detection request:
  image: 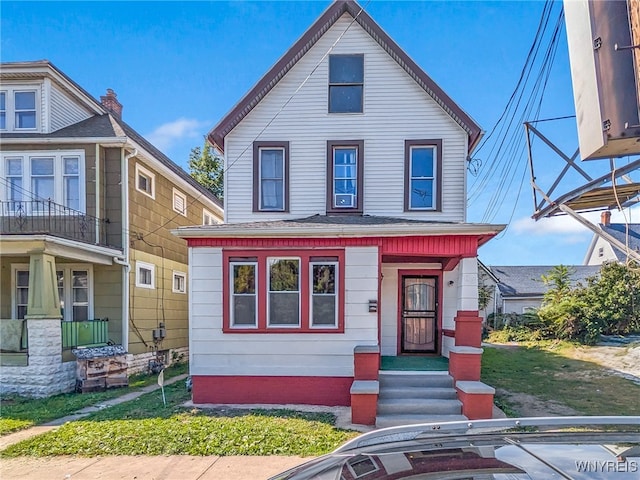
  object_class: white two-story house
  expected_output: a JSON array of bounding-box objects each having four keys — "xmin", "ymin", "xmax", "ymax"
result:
[{"xmin": 175, "ymin": 0, "xmax": 504, "ymax": 425}]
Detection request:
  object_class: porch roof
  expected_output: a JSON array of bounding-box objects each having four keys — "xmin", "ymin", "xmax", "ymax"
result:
[{"xmin": 173, "ymin": 214, "xmax": 504, "ymax": 246}]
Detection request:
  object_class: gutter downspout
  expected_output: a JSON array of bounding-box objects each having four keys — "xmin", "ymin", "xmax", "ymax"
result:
[
  {"xmin": 95, "ymin": 144, "xmax": 101, "ymax": 245},
  {"xmin": 118, "ymin": 148, "xmax": 136, "ymax": 351}
]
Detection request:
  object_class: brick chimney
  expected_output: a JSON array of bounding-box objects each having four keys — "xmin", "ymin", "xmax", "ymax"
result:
[
  {"xmin": 100, "ymin": 89, "xmax": 122, "ymax": 118},
  {"xmin": 601, "ymin": 210, "xmax": 611, "ymax": 226}
]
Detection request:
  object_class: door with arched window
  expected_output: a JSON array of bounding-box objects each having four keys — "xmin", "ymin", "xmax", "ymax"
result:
[{"xmin": 401, "ymin": 276, "xmax": 437, "ymax": 353}]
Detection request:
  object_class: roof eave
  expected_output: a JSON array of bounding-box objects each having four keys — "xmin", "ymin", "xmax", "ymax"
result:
[{"xmin": 208, "ymin": 0, "xmax": 482, "ymax": 155}]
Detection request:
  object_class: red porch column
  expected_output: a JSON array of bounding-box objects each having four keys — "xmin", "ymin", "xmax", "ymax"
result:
[
  {"xmin": 454, "ymin": 310, "xmax": 483, "ymax": 347},
  {"xmin": 354, "ymin": 345, "xmax": 380, "ymax": 380},
  {"xmin": 448, "ymin": 345, "xmax": 483, "ymax": 382},
  {"xmin": 456, "ymin": 381, "xmax": 495, "ymax": 420}
]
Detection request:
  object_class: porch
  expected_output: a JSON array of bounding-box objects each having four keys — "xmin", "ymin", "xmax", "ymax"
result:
[{"xmin": 0, "ymin": 317, "xmax": 110, "ymax": 366}]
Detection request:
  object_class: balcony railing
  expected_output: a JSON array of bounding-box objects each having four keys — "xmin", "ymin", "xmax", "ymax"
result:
[
  {"xmin": 61, "ymin": 318, "xmax": 110, "ymax": 350},
  {"xmin": 0, "ymin": 200, "xmax": 113, "ymax": 248}
]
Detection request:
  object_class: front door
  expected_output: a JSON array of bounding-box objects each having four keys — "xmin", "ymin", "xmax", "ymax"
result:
[{"xmin": 401, "ymin": 276, "xmax": 437, "ymax": 353}]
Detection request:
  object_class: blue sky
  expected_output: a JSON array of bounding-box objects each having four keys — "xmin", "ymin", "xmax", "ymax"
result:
[{"xmin": 3, "ymin": 1, "xmax": 638, "ymax": 266}]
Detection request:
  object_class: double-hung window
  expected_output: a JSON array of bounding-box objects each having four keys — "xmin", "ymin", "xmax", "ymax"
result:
[
  {"xmin": 253, "ymin": 141, "xmax": 289, "ymax": 212},
  {"xmin": 328, "ymin": 54, "xmax": 364, "ymax": 113},
  {"xmin": 230, "ymin": 261, "xmax": 258, "ymax": 327},
  {"xmin": 0, "ymin": 92, "xmax": 6, "ymax": 130},
  {"xmin": 268, "ymin": 258, "xmax": 300, "ymax": 327},
  {"xmin": 6, "ymin": 157, "xmax": 23, "ymax": 211},
  {"xmin": 12, "ymin": 264, "xmax": 92, "ymax": 322},
  {"xmin": 1, "ymin": 151, "xmax": 85, "ymax": 213},
  {"xmin": 404, "ymin": 140, "xmax": 442, "ymax": 211},
  {"xmin": 224, "ymin": 251, "xmax": 344, "ymax": 333},
  {"xmin": 310, "ymin": 262, "xmax": 338, "ymax": 328},
  {"xmin": 327, "ymin": 140, "xmax": 363, "ymax": 213},
  {"xmin": 0, "ymin": 87, "xmax": 38, "ymax": 131}
]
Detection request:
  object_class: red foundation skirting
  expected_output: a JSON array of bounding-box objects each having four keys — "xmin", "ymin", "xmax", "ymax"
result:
[{"xmin": 192, "ymin": 375, "xmax": 352, "ymax": 406}]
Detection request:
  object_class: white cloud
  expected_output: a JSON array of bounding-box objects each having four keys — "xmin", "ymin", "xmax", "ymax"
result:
[
  {"xmin": 144, "ymin": 118, "xmax": 208, "ymax": 152},
  {"xmin": 511, "ymin": 206, "xmax": 640, "ymax": 240}
]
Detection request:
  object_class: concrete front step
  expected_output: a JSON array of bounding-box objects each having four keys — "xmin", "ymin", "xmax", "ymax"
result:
[
  {"xmin": 376, "ymin": 414, "xmax": 468, "ymax": 429},
  {"xmin": 378, "ymin": 386, "xmax": 457, "ymax": 400},
  {"xmin": 378, "ymin": 372, "xmax": 454, "ymax": 389},
  {"xmin": 377, "ymin": 398, "xmax": 462, "ymax": 416}
]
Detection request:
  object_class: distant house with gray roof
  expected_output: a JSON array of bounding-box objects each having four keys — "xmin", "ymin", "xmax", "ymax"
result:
[
  {"xmin": 584, "ymin": 212, "xmax": 640, "ymax": 265},
  {"xmin": 479, "ymin": 264, "xmax": 601, "ymax": 318}
]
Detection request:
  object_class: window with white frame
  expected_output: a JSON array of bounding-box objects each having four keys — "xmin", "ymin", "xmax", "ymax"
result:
[
  {"xmin": 268, "ymin": 258, "xmax": 300, "ymax": 327},
  {"xmin": 12, "ymin": 264, "xmax": 92, "ymax": 321},
  {"xmin": 230, "ymin": 261, "xmax": 258, "ymax": 327},
  {"xmin": 0, "ymin": 86, "xmax": 39, "ymax": 131},
  {"xmin": 203, "ymin": 209, "xmax": 217, "ymax": 225},
  {"xmin": 0, "ymin": 151, "xmax": 85, "ymax": 212},
  {"xmin": 404, "ymin": 140, "xmax": 441, "ymax": 211},
  {"xmin": 327, "ymin": 140, "xmax": 363, "ymax": 213},
  {"xmin": 172, "ymin": 271, "xmax": 186, "ymax": 294},
  {"xmin": 0, "ymin": 92, "xmax": 6, "ymax": 130},
  {"xmin": 135, "ymin": 164, "xmax": 155, "ymax": 199},
  {"xmin": 172, "ymin": 188, "xmax": 187, "ymax": 216},
  {"xmin": 136, "ymin": 261, "xmax": 155, "ymax": 289},
  {"xmin": 310, "ymin": 262, "xmax": 338, "ymax": 327}
]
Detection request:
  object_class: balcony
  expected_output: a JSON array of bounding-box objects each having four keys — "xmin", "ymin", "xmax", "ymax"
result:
[{"xmin": 0, "ymin": 200, "xmax": 113, "ymax": 248}]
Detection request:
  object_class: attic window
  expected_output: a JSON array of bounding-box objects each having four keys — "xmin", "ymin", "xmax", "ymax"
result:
[
  {"xmin": 598, "ymin": 247, "xmax": 604, "ymax": 258},
  {"xmin": 328, "ymin": 55, "xmax": 364, "ymax": 113}
]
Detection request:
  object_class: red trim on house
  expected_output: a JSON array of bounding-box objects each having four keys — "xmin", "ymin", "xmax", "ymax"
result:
[
  {"xmin": 442, "ymin": 329, "xmax": 455, "ymax": 338},
  {"xmin": 396, "ymin": 269, "xmax": 443, "ymax": 355},
  {"xmin": 192, "ymin": 375, "xmax": 352, "ymax": 406},
  {"xmin": 222, "ymin": 249, "xmax": 345, "ymax": 333},
  {"xmin": 187, "ymin": 235, "xmax": 480, "ymax": 259}
]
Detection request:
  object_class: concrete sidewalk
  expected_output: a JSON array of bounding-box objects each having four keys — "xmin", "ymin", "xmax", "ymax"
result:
[{"xmin": 0, "ymin": 455, "xmax": 310, "ymax": 479}]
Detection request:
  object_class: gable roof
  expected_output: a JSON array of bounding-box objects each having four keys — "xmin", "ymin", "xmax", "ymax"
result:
[
  {"xmin": 488, "ymin": 265, "xmax": 601, "ymax": 298},
  {"xmin": 600, "ymin": 223, "xmax": 640, "ymax": 262},
  {"xmin": 208, "ymin": 0, "xmax": 482, "ymax": 154},
  {"xmin": 0, "ymin": 60, "xmax": 223, "ymax": 211}
]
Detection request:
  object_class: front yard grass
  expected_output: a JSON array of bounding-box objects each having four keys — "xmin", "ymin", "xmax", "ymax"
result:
[
  {"xmin": 482, "ymin": 341, "xmax": 640, "ymax": 416},
  {"xmin": 0, "ymin": 378, "xmax": 358, "ymax": 457},
  {"xmin": 0, "ymin": 363, "xmax": 188, "ymax": 436}
]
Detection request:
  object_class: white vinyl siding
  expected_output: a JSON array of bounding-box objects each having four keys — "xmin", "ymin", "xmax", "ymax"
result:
[
  {"xmin": 189, "ymin": 246, "xmax": 378, "ymax": 377},
  {"xmin": 49, "ymin": 83, "xmax": 92, "ymax": 133},
  {"xmin": 224, "ymin": 14, "xmax": 468, "ymax": 223}
]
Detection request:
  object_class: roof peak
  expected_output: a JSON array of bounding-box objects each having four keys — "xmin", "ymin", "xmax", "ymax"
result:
[{"xmin": 208, "ymin": 0, "xmax": 481, "ymax": 154}]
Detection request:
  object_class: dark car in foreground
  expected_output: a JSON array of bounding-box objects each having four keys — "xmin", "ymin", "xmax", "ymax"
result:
[{"xmin": 271, "ymin": 417, "xmax": 640, "ymax": 480}]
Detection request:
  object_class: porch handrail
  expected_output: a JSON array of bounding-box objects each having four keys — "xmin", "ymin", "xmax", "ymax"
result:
[
  {"xmin": 61, "ymin": 318, "xmax": 109, "ymax": 350},
  {"xmin": 0, "ymin": 200, "xmax": 113, "ymax": 248}
]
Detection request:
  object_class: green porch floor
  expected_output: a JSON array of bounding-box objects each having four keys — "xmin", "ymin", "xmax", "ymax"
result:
[{"xmin": 380, "ymin": 355, "xmax": 449, "ymax": 371}]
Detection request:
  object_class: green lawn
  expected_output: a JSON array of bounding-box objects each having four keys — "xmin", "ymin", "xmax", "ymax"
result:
[
  {"xmin": 481, "ymin": 341, "xmax": 640, "ymax": 416},
  {"xmin": 0, "ymin": 379, "xmax": 358, "ymax": 457},
  {"xmin": 0, "ymin": 363, "xmax": 188, "ymax": 436}
]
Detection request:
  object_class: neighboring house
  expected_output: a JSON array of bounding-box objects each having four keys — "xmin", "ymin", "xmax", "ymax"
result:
[
  {"xmin": 0, "ymin": 60, "xmax": 223, "ymax": 396},
  {"xmin": 584, "ymin": 212, "xmax": 640, "ymax": 265},
  {"xmin": 175, "ymin": 1, "xmax": 504, "ymax": 424},
  {"xmin": 481, "ymin": 265, "xmax": 601, "ymax": 318}
]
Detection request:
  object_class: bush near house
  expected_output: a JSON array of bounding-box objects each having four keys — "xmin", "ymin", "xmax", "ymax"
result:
[{"xmin": 487, "ymin": 262, "xmax": 640, "ymax": 345}]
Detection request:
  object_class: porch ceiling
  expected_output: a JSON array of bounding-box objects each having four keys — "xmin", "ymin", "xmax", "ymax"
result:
[
  {"xmin": 382, "ymin": 255, "xmax": 462, "ymax": 271},
  {"xmin": 0, "ymin": 236, "xmax": 121, "ymax": 265}
]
